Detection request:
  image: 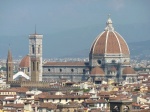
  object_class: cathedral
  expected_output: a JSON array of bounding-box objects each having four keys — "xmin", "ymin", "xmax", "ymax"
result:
[{"xmin": 6, "ymin": 17, "xmax": 137, "ymax": 84}]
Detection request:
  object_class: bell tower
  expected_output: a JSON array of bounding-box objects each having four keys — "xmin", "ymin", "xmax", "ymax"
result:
[
  {"xmin": 6, "ymin": 49, "xmax": 13, "ymax": 82},
  {"xmin": 29, "ymin": 29, "xmax": 43, "ymax": 81}
]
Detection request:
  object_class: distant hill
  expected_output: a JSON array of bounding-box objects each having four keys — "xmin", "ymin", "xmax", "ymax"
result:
[
  {"xmin": 63, "ymin": 40, "xmax": 150, "ymax": 59},
  {"xmin": 128, "ymin": 40, "xmax": 150, "ymax": 59}
]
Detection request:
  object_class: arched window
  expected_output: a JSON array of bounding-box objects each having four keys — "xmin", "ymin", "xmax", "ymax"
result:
[
  {"xmin": 38, "ymin": 45, "xmax": 40, "ymax": 54},
  {"xmin": 37, "ymin": 62, "xmax": 39, "ymax": 71},
  {"xmin": 32, "ymin": 45, "xmax": 35, "ymax": 54}
]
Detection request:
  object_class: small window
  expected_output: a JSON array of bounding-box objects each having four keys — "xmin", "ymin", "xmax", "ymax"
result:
[
  {"xmin": 97, "ymin": 60, "xmax": 101, "ymax": 64},
  {"xmin": 112, "ymin": 60, "xmax": 116, "ymax": 63},
  {"xmin": 28, "ymin": 67, "xmax": 29, "ymax": 72},
  {"xmin": 38, "ymin": 45, "xmax": 40, "ymax": 54},
  {"xmin": 71, "ymin": 69, "xmax": 74, "ymax": 72},
  {"xmin": 32, "ymin": 45, "xmax": 35, "ymax": 54},
  {"xmin": 48, "ymin": 69, "xmax": 50, "ymax": 72},
  {"xmin": 60, "ymin": 69, "xmax": 62, "ymax": 72},
  {"xmin": 83, "ymin": 69, "xmax": 85, "ymax": 73}
]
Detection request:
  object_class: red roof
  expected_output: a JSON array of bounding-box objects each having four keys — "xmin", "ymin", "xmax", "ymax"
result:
[
  {"xmin": 19, "ymin": 55, "xmax": 30, "ymax": 68},
  {"xmin": 90, "ymin": 66, "xmax": 105, "ymax": 76}
]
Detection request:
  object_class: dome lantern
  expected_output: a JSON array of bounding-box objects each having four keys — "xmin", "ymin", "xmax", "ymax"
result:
[{"xmin": 105, "ymin": 14, "xmax": 114, "ymax": 31}]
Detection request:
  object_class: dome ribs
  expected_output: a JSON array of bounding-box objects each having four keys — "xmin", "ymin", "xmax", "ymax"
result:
[
  {"xmin": 115, "ymin": 32, "xmax": 130, "ymax": 55},
  {"xmin": 93, "ymin": 31, "xmax": 107, "ymax": 55},
  {"xmin": 106, "ymin": 32, "xmax": 120, "ymax": 54}
]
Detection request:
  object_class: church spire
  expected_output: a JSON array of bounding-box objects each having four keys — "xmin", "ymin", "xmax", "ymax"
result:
[
  {"xmin": 105, "ymin": 14, "xmax": 114, "ymax": 31},
  {"xmin": 7, "ymin": 47, "xmax": 12, "ymax": 62}
]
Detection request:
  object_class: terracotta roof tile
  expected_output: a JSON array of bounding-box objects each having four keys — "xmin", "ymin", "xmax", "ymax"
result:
[
  {"xmin": 19, "ymin": 55, "xmax": 30, "ymax": 68},
  {"xmin": 123, "ymin": 66, "xmax": 136, "ymax": 75},
  {"xmin": 90, "ymin": 30, "xmax": 130, "ymax": 55},
  {"xmin": 90, "ymin": 66, "xmax": 105, "ymax": 76}
]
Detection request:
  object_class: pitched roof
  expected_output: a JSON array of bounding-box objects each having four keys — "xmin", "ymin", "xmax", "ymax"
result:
[{"xmin": 13, "ymin": 71, "xmax": 30, "ymax": 80}]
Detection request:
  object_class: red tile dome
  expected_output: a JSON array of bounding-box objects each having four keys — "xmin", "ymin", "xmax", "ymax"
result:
[
  {"xmin": 19, "ymin": 55, "xmax": 30, "ymax": 68},
  {"xmin": 123, "ymin": 66, "xmax": 136, "ymax": 75},
  {"xmin": 90, "ymin": 17, "xmax": 130, "ymax": 56},
  {"xmin": 91, "ymin": 66, "xmax": 105, "ymax": 76}
]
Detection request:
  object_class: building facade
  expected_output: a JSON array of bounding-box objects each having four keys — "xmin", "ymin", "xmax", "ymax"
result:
[
  {"xmin": 17, "ymin": 17, "xmax": 137, "ymax": 83},
  {"xmin": 29, "ymin": 32, "xmax": 43, "ymax": 81}
]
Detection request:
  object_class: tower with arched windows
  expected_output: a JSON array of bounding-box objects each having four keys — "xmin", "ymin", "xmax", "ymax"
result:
[
  {"xmin": 29, "ymin": 32, "xmax": 43, "ymax": 81},
  {"xmin": 6, "ymin": 49, "xmax": 13, "ymax": 82}
]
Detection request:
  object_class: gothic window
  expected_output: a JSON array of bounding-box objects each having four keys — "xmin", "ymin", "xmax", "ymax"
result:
[
  {"xmin": 38, "ymin": 45, "xmax": 40, "ymax": 54},
  {"xmin": 83, "ymin": 69, "xmax": 85, "ymax": 74},
  {"xmin": 32, "ymin": 45, "xmax": 35, "ymax": 54},
  {"xmin": 37, "ymin": 62, "xmax": 39, "ymax": 71},
  {"xmin": 33, "ymin": 62, "xmax": 35, "ymax": 71}
]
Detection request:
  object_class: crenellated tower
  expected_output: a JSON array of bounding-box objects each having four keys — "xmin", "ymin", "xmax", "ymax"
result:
[
  {"xmin": 6, "ymin": 49, "xmax": 13, "ymax": 82},
  {"xmin": 29, "ymin": 31, "xmax": 43, "ymax": 81}
]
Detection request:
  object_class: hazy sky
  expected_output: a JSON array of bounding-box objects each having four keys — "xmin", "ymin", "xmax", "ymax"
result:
[{"xmin": 0, "ymin": 0, "xmax": 150, "ymax": 58}]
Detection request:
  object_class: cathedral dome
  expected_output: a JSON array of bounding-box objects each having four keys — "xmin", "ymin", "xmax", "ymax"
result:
[
  {"xmin": 19, "ymin": 55, "xmax": 30, "ymax": 68},
  {"xmin": 122, "ymin": 66, "xmax": 136, "ymax": 75},
  {"xmin": 90, "ymin": 17, "xmax": 130, "ymax": 56},
  {"xmin": 90, "ymin": 66, "xmax": 105, "ymax": 76}
]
